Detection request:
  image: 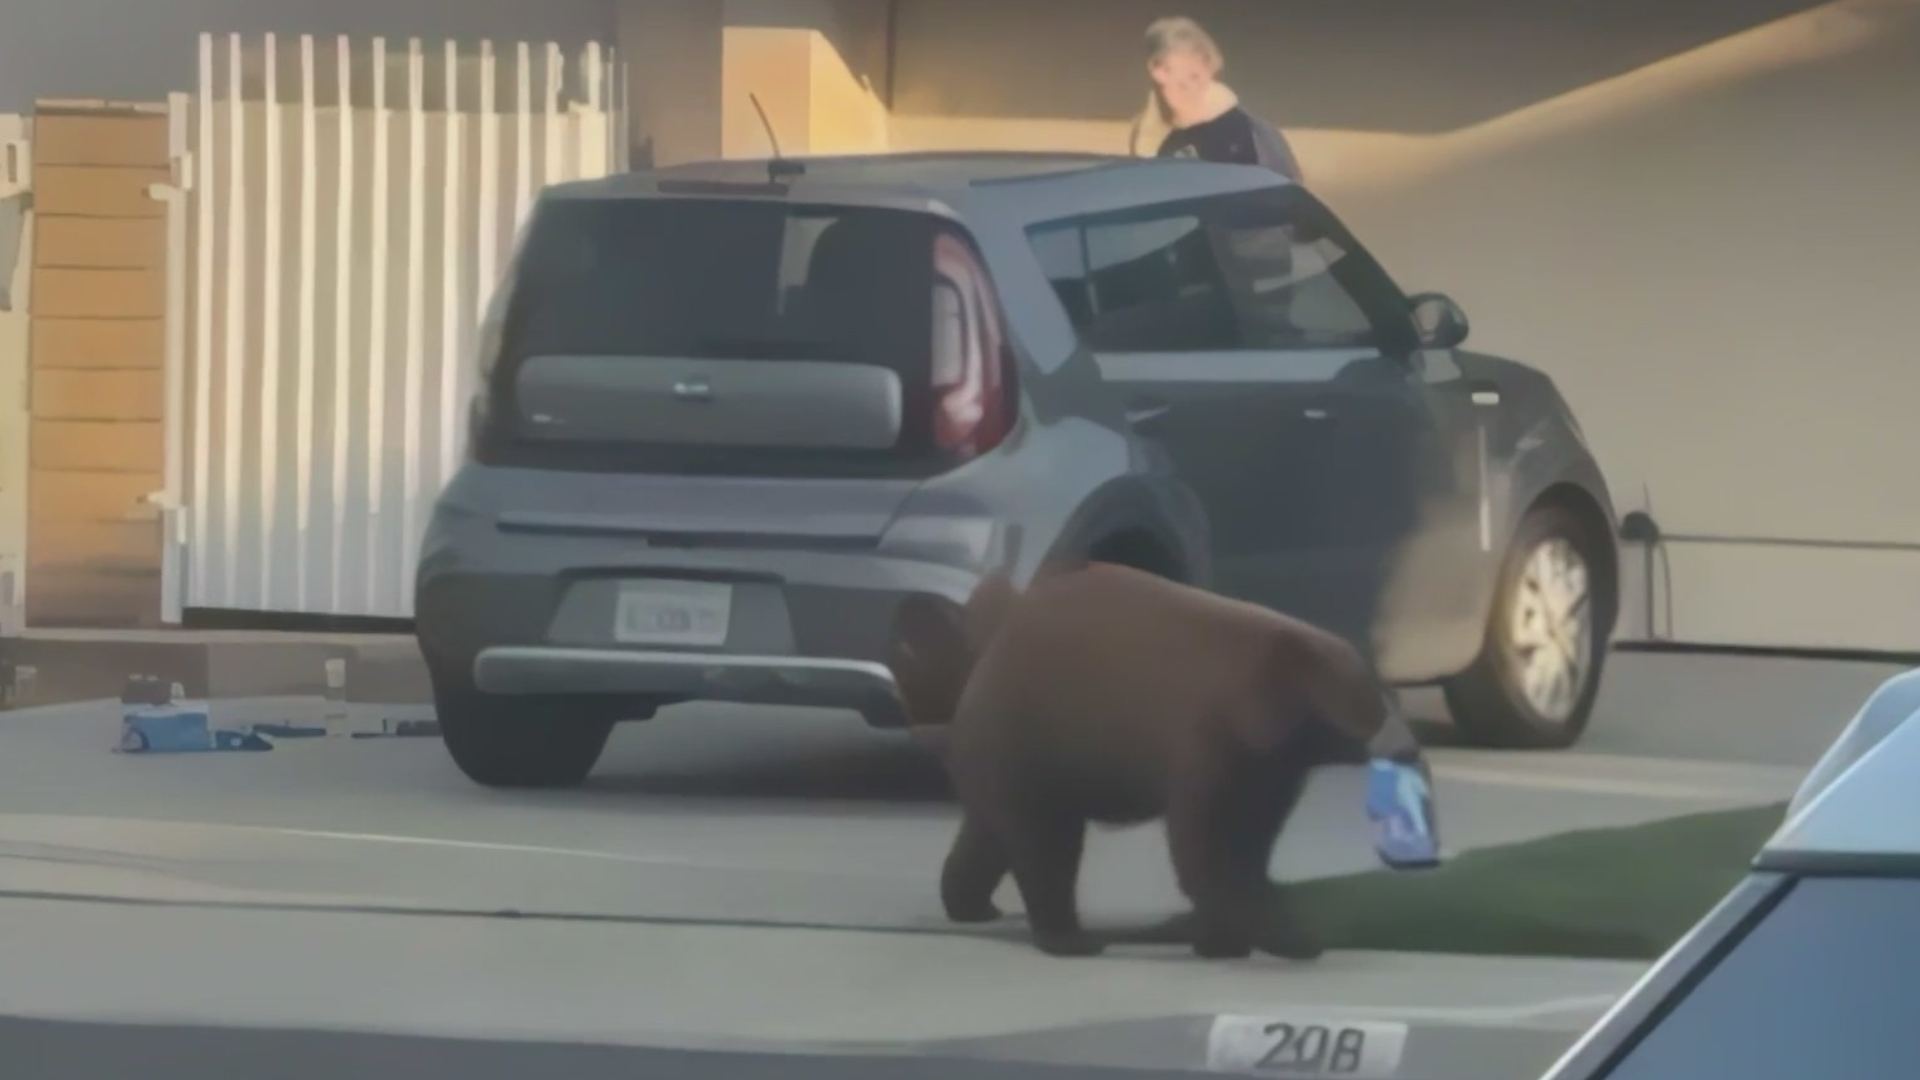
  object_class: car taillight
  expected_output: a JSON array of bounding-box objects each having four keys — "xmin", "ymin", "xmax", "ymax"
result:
[
  {"xmin": 467, "ymin": 278, "xmax": 515, "ymax": 460},
  {"xmin": 930, "ymin": 233, "xmax": 1013, "ymax": 460},
  {"xmin": 465, "ymin": 327, "xmax": 500, "ymax": 460}
]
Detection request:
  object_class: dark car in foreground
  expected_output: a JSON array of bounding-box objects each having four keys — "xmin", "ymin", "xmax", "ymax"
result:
[
  {"xmin": 1539, "ymin": 669, "xmax": 1920, "ymax": 1080},
  {"xmin": 414, "ymin": 151, "xmax": 1619, "ymax": 788}
]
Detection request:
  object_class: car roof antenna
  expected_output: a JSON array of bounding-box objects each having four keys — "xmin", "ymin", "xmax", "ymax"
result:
[{"xmin": 749, "ymin": 93, "xmax": 804, "ymax": 183}]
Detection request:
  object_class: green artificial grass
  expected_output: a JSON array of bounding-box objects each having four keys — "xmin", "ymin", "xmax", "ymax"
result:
[{"xmin": 1292, "ymin": 802, "xmax": 1791, "ymax": 961}]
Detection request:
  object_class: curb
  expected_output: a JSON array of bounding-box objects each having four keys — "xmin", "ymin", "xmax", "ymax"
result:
[{"xmin": 913, "ymin": 1012, "xmax": 1588, "ymax": 1080}]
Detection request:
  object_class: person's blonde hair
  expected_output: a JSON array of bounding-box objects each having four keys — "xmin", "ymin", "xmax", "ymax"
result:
[{"xmin": 1129, "ymin": 17, "xmax": 1226, "ymax": 156}]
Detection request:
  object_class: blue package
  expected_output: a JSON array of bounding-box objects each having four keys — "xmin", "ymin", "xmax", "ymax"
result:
[{"xmin": 1365, "ymin": 757, "xmax": 1441, "ymax": 869}]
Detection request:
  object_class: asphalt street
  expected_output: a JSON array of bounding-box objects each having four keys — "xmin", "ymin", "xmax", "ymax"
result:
[{"xmin": 0, "ymin": 649, "xmax": 1905, "ymax": 1080}]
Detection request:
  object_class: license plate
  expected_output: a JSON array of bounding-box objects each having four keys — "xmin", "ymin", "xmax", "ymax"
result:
[
  {"xmin": 1206, "ymin": 1015, "xmax": 1409, "ymax": 1078},
  {"xmin": 613, "ymin": 580, "xmax": 733, "ymax": 647}
]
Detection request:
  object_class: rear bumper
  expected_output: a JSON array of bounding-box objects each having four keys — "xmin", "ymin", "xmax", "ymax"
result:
[
  {"xmin": 413, "ymin": 466, "xmax": 1000, "ymax": 725},
  {"xmin": 473, "ymin": 646, "xmax": 914, "ymax": 728},
  {"xmin": 416, "ymin": 563, "xmax": 975, "ymax": 726}
]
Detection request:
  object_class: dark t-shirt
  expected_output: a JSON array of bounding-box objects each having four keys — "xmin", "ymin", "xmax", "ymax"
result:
[{"xmin": 1157, "ymin": 106, "xmax": 1303, "ymax": 183}]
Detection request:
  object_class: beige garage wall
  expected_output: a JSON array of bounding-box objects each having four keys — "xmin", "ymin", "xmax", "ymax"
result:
[
  {"xmin": 884, "ymin": 0, "xmax": 1920, "ymax": 652},
  {"xmin": 617, "ymin": 0, "xmax": 890, "ymax": 164},
  {"xmin": 1324, "ymin": 0, "xmax": 1920, "ymax": 652},
  {"xmin": 721, "ymin": 0, "xmax": 890, "ymax": 158},
  {"xmin": 619, "ymin": 0, "xmax": 724, "ymax": 165}
]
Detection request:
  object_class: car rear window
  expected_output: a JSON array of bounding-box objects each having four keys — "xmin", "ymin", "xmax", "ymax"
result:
[
  {"xmin": 503, "ymin": 197, "xmax": 940, "ymax": 376},
  {"xmin": 480, "ymin": 197, "xmax": 983, "ymax": 478},
  {"xmin": 1601, "ymin": 874, "xmax": 1920, "ymax": 1080}
]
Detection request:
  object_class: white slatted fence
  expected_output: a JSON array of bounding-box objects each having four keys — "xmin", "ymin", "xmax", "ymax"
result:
[{"xmin": 182, "ymin": 32, "xmax": 626, "ymax": 618}]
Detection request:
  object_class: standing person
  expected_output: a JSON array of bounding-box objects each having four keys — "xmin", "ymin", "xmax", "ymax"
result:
[{"xmin": 1128, "ymin": 16, "xmax": 1305, "ymax": 183}]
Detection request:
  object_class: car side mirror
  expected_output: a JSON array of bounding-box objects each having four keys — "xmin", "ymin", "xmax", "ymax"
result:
[{"xmin": 1409, "ymin": 292, "xmax": 1469, "ymax": 350}]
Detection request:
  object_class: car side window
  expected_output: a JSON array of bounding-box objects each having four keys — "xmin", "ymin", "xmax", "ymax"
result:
[
  {"xmin": 1202, "ymin": 189, "xmax": 1380, "ymax": 350},
  {"xmin": 1027, "ymin": 224, "xmax": 1094, "ymax": 331},
  {"xmin": 1025, "ymin": 192, "xmax": 1389, "ymax": 355},
  {"xmin": 1078, "ymin": 211, "xmax": 1239, "ymax": 352}
]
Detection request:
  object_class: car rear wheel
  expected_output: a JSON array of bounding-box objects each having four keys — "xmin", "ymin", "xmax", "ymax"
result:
[
  {"xmin": 1444, "ymin": 504, "xmax": 1609, "ymax": 749},
  {"xmin": 436, "ymin": 687, "xmax": 616, "ymax": 789}
]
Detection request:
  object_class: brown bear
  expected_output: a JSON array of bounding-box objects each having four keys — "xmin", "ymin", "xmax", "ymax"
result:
[{"xmin": 939, "ymin": 562, "xmax": 1389, "ymax": 959}]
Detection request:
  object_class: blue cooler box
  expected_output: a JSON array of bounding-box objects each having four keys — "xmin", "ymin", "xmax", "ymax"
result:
[{"xmin": 116, "ymin": 674, "xmax": 265, "ymax": 753}]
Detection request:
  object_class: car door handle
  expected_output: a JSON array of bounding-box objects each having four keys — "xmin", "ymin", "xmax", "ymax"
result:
[{"xmin": 1126, "ymin": 398, "xmax": 1173, "ymax": 430}]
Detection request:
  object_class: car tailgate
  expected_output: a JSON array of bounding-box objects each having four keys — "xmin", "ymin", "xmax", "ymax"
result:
[{"xmin": 512, "ymin": 354, "xmax": 901, "ymax": 453}]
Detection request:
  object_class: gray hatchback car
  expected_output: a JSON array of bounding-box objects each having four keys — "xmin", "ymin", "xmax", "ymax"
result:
[{"xmin": 415, "ymin": 151, "xmax": 1620, "ymax": 789}]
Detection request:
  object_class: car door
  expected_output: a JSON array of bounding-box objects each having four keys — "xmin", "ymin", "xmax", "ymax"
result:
[
  {"xmin": 1029, "ymin": 202, "xmax": 1332, "ymax": 607},
  {"xmin": 1209, "ymin": 190, "xmax": 1489, "ymax": 669},
  {"xmin": 1398, "ymin": 329, "xmax": 1504, "ymax": 674}
]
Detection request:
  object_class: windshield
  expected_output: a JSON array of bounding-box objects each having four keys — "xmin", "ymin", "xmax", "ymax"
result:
[{"xmin": 3, "ymin": 8, "xmax": 1914, "ymax": 1080}]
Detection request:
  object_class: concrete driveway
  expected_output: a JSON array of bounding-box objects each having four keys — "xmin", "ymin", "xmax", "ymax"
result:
[{"xmin": 0, "ymin": 649, "xmax": 1901, "ymax": 1080}]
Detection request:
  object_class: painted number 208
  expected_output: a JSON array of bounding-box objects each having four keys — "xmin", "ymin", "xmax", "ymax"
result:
[{"xmin": 1255, "ymin": 1022, "xmax": 1367, "ymax": 1075}]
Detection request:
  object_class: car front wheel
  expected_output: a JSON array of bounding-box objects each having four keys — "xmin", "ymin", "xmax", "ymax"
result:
[
  {"xmin": 1444, "ymin": 504, "xmax": 1609, "ymax": 749},
  {"xmin": 436, "ymin": 687, "xmax": 617, "ymax": 789}
]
